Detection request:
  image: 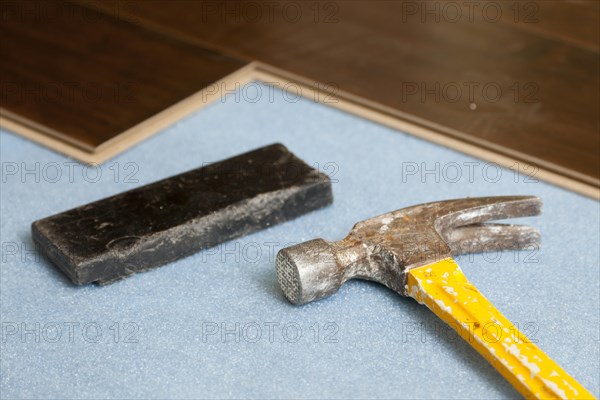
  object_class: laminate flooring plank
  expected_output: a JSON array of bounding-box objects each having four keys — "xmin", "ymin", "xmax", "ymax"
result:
[
  {"xmin": 80, "ymin": 0, "xmax": 599, "ymax": 187},
  {"xmin": 0, "ymin": 0, "xmax": 247, "ymax": 150}
]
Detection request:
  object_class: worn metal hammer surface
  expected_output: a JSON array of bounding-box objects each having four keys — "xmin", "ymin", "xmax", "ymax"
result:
[{"xmin": 276, "ymin": 196, "xmax": 594, "ymax": 399}]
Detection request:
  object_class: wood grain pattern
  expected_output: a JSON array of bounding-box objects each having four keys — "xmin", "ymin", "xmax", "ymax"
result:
[
  {"xmin": 1, "ymin": 0, "xmax": 598, "ymax": 197},
  {"xmin": 252, "ymin": 64, "xmax": 599, "ymax": 198},
  {"xmin": 81, "ymin": 0, "xmax": 599, "ymax": 189},
  {"xmin": 0, "ymin": 0, "xmax": 247, "ymax": 150}
]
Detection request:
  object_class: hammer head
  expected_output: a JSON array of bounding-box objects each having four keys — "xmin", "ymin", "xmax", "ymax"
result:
[{"xmin": 276, "ymin": 196, "xmax": 542, "ymax": 305}]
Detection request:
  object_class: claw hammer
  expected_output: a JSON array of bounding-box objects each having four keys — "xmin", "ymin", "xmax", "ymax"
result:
[{"xmin": 275, "ymin": 196, "xmax": 594, "ymax": 399}]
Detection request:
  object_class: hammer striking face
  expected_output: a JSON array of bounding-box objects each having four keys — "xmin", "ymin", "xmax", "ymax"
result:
[{"xmin": 276, "ymin": 196, "xmax": 595, "ymax": 400}]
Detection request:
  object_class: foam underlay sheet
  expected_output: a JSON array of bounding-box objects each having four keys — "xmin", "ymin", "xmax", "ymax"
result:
[{"xmin": 1, "ymin": 83, "xmax": 598, "ymax": 399}]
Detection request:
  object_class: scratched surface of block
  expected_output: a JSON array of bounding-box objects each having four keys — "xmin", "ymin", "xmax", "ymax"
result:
[{"xmin": 31, "ymin": 144, "xmax": 333, "ymax": 284}]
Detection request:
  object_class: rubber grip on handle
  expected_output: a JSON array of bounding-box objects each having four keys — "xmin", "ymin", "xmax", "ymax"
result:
[{"xmin": 406, "ymin": 258, "xmax": 594, "ymax": 400}]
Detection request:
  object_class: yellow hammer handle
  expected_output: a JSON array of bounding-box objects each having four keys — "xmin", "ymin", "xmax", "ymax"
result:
[{"xmin": 406, "ymin": 258, "xmax": 595, "ymax": 400}]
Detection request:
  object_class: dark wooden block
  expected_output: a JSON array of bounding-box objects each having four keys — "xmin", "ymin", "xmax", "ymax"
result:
[{"xmin": 32, "ymin": 144, "xmax": 333, "ymax": 285}]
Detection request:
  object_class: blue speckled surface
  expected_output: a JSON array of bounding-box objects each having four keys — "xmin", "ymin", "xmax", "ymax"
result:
[{"xmin": 1, "ymin": 83, "xmax": 598, "ymax": 399}]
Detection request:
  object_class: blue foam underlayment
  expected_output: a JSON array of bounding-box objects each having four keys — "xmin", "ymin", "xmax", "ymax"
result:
[{"xmin": 1, "ymin": 82, "xmax": 598, "ymax": 399}]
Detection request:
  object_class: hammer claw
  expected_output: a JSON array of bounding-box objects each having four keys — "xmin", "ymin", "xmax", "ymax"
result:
[
  {"xmin": 433, "ymin": 195, "xmax": 542, "ymax": 234},
  {"xmin": 446, "ymin": 223, "xmax": 541, "ymax": 256}
]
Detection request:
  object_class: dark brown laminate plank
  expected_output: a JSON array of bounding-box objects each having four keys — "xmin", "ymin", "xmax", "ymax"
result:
[
  {"xmin": 0, "ymin": 0, "xmax": 247, "ymax": 149},
  {"xmin": 80, "ymin": 0, "xmax": 599, "ymax": 187}
]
